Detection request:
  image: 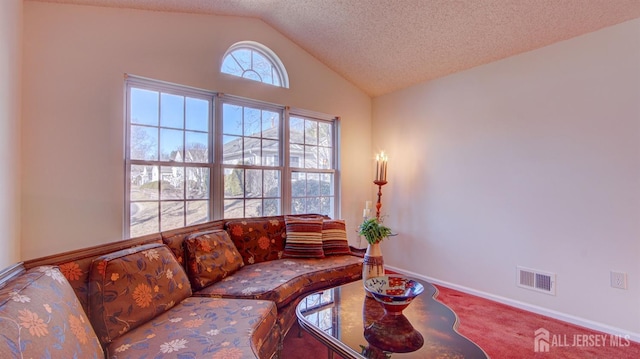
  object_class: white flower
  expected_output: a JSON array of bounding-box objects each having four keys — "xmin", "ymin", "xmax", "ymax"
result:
[
  {"xmin": 283, "ymin": 261, "xmax": 296, "ymax": 265},
  {"xmin": 9, "ymin": 291, "xmax": 30, "ymax": 303},
  {"xmin": 240, "ymin": 280, "xmax": 249, "ymax": 283},
  {"xmin": 166, "ymin": 269, "xmax": 173, "ymax": 279},
  {"xmin": 38, "ymin": 267, "xmax": 65, "ymax": 284},
  {"xmin": 169, "ymin": 318, "xmax": 183, "ymax": 323},
  {"xmin": 207, "ymin": 329, "xmax": 220, "ymax": 336},
  {"xmin": 115, "ymin": 344, "xmax": 131, "ymax": 353},
  {"xmin": 242, "ymin": 287, "xmax": 258, "ymax": 295},
  {"xmin": 160, "ymin": 339, "xmax": 188, "ymax": 353},
  {"xmin": 144, "ymin": 249, "xmax": 160, "ymax": 260},
  {"xmin": 242, "ymin": 306, "xmax": 253, "ymax": 311},
  {"xmin": 253, "ymin": 268, "xmax": 262, "ymax": 272}
]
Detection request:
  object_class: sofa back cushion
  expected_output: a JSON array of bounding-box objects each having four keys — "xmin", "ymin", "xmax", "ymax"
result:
[
  {"xmin": 225, "ymin": 216, "xmax": 287, "ymax": 264},
  {"xmin": 161, "ymin": 220, "xmax": 226, "ymax": 267},
  {"xmin": 322, "ymin": 219, "xmax": 352, "ymax": 255},
  {"xmin": 88, "ymin": 243, "xmax": 192, "ymax": 345},
  {"xmin": 21, "ymin": 233, "xmax": 163, "ymax": 314},
  {"xmin": 184, "ymin": 230, "xmax": 245, "ymax": 290},
  {"xmin": 0, "ymin": 266, "xmax": 103, "ymax": 358},
  {"xmin": 283, "ymin": 216, "xmax": 325, "ymax": 258}
]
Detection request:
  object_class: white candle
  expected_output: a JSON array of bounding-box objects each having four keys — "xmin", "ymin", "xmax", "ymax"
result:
[
  {"xmin": 383, "ymin": 152, "xmax": 388, "ymax": 181},
  {"xmin": 383, "ymin": 158, "xmax": 387, "ymax": 181}
]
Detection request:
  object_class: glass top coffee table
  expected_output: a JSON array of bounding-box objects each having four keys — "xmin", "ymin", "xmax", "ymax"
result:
[{"xmin": 296, "ymin": 278, "xmax": 488, "ymax": 358}]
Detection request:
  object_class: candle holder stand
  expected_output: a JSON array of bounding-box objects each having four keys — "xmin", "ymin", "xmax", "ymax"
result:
[
  {"xmin": 363, "ymin": 179, "xmax": 388, "ymax": 293},
  {"xmin": 373, "ymin": 180, "xmax": 388, "ymax": 220}
]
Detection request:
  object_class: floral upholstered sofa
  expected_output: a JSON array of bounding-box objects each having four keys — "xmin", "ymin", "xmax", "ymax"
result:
[{"xmin": 0, "ymin": 214, "xmax": 363, "ymax": 358}]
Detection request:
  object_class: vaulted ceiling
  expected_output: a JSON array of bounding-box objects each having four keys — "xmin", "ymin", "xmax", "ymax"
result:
[{"xmin": 32, "ymin": 0, "xmax": 640, "ymax": 97}]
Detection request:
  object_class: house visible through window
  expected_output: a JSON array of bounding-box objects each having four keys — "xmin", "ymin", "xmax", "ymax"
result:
[
  {"xmin": 221, "ymin": 41, "xmax": 289, "ymax": 88},
  {"xmin": 290, "ymin": 115, "xmax": 335, "ymax": 215},
  {"xmin": 221, "ymin": 100, "xmax": 282, "ymax": 218},
  {"xmin": 125, "ymin": 75, "xmax": 337, "ymax": 238},
  {"xmin": 127, "ymin": 82, "xmax": 213, "ymax": 238}
]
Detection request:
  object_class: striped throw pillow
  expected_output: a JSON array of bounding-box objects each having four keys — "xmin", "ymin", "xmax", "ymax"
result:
[
  {"xmin": 283, "ymin": 216, "xmax": 325, "ymax": 258},
  {"xmin": 322, "ymin": 219, "xmax": 351, "ymax": 255}
]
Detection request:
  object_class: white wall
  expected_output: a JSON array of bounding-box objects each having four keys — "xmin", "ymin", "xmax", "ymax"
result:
[
  {"xmin": 0, "ymin": 0, "xmax": 22, "ymax": 269},
  {"xmin": 21, "ymin": 2, "xmax": 372, "ymax": 260},
  {"xmin": 374, "ymin": 19, "xmax": 640, "ymax": 336}
]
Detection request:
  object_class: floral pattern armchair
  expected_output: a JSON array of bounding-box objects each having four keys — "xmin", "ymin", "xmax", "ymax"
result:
[{"xmin": 0, "ymin": 266, "xmax": 104, "ymax": 359}]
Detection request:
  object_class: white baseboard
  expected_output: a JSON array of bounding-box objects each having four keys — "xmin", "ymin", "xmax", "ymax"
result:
[{"xmin": 385, "ymin": 265, "xmax": 640, "ymax": 344}]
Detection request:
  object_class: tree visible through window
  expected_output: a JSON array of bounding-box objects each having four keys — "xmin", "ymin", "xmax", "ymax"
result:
[
  {"xmin": 222, "ymin": 101, "xmax": 282, "ymax": 218},
  {"xmin": 125, "ymin": 76, "xmax": 337, "ymax": 238},
  {"xmin": 290, "ymin": 116, "xmax": 335, "ymax": 215},
  {"xmin": 127, "ymin": 84, "xmax": 212, "ymax": 237},
  {"xmin": 221, "ymin": 41, "xmax": 289, "ymax": 88}
]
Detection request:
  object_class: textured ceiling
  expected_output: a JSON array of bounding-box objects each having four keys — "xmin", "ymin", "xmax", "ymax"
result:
[{"xmin": 31, "ymin": 0, "xmax": 640, "ymax": 97}]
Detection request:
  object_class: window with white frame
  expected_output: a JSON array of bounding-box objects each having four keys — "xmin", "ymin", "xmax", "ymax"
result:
[
  {"xmin": 125, "ymin": 76, "xmax": 337, "ymax": 237},
  {"xmin": 221, "ymin": 99, "xmax": 282, "ymax": 218},
  {"xmin": 221, "ymin": 41, "xmax": 289, "ymax": 88},
  {"xmin": 290, "ymin": 115, "xmax": 336, "ymax": 215}
]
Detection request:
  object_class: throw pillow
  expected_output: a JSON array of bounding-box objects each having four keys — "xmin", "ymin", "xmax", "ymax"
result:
[
  {"xmin": 225, "ymin": 217, "xmax": 287, "ymax": 265},
  {"xmin": 88, "ymin": 243, "xmax": 192, "ymax": 344},
  {"xmin": 283, "ymin": 216, "xmax": 325, "ymax": 258},
  {"xmin": 322, "ymin": 219, "xmax": 352, "ymax": 255},
  {"xmin": 184, "ymin": 230, "xmax": 245, "ymax": 290}
]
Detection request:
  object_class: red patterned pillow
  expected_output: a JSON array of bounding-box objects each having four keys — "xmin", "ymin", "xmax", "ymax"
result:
[
  {"xmin": 283, "ymin": 216, "xmax": 325, "ymax": 258},
  {"xmin": 225, "ymin": 217, "xmax": 286, "ymax": 265},
  {"xmin": 184, "ymin": 230, "xmax": 245, "ymax": 290},
  {"xmin": 322, "ymin": 219, "xmax": 352, "ymax": 255}
]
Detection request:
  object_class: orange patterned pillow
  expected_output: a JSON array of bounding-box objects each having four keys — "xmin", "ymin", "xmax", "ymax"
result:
[
  {"xmin": 322, "ymin": 219, "xmax": 352, "ymax": 255},
  {"xmin": 184, "ymin": 230, "xmax": 245, "ymax": 290},
  {"xmin": 283, "ymin": 216, "xmax": 325, "ymax": 258},
  {"xmin": 87, "ymin": 243, "xmax": 192, "ymax": 344}
]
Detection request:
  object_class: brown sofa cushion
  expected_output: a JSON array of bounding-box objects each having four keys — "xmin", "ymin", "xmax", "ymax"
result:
[
  {"xmin": 0, "ymin": 266, "xmax": 104, "ymax": 358},
  {"xmin": 88, "ymin": 243, "xmax": 192, "ymax": 345},
  {"xmin": 184, "ymin": 230, "xmax": 245, "ymax": 290},
  {"xmin": 283, "ymin": 216, "xmax": 325, "ymax": 259},
  {"xmin": 160, "ymin": 220, "xmax": 226, "ymax": 266},
  {"xmin": 194, "ymin": 255, "xmax": 363, "ymax": 309},
  {"xmin": 322, "ymin": 219, "xmax": 352, "ymax": 255},
  {"xmin": 225, "ymin": 216, "xmax": 287, "ymax": 264},
  {"xmin": 104, "ymin": 297, "xmax": 278, "ymax": 359}
]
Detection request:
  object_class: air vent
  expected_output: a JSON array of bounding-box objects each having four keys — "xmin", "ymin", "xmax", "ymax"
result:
[{"xmin": 517, "ymin": 266, "xmax": 556, "ymax": 295}]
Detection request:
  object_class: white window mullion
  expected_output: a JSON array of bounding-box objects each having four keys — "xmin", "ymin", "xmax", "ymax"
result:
[
  {"xmin": 283, "ymin": 106, "xmax": 292, "ymax": 215},
  {"xmin": 333, "ymin": 117, "xmax": 341, "ymax": 219},
  {"xmin": 212, "ymin": 94, "xmax": 224, "ymax": 220}
]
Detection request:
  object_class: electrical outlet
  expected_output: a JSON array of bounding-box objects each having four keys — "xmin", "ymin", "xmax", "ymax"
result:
[{"xmin": 610, "ymin": 271, "xmax": 627, "ymax": 290}]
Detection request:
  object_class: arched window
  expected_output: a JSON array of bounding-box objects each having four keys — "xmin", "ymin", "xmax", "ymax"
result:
[{"xmin": 221, "ymin": 41, "xmax": 289, "ymax": 88}]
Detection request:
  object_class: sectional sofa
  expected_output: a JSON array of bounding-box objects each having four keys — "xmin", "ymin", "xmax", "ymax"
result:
[{"xmin": 0, "ymin": 214, "xmax": 363, "ymax": 358}]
